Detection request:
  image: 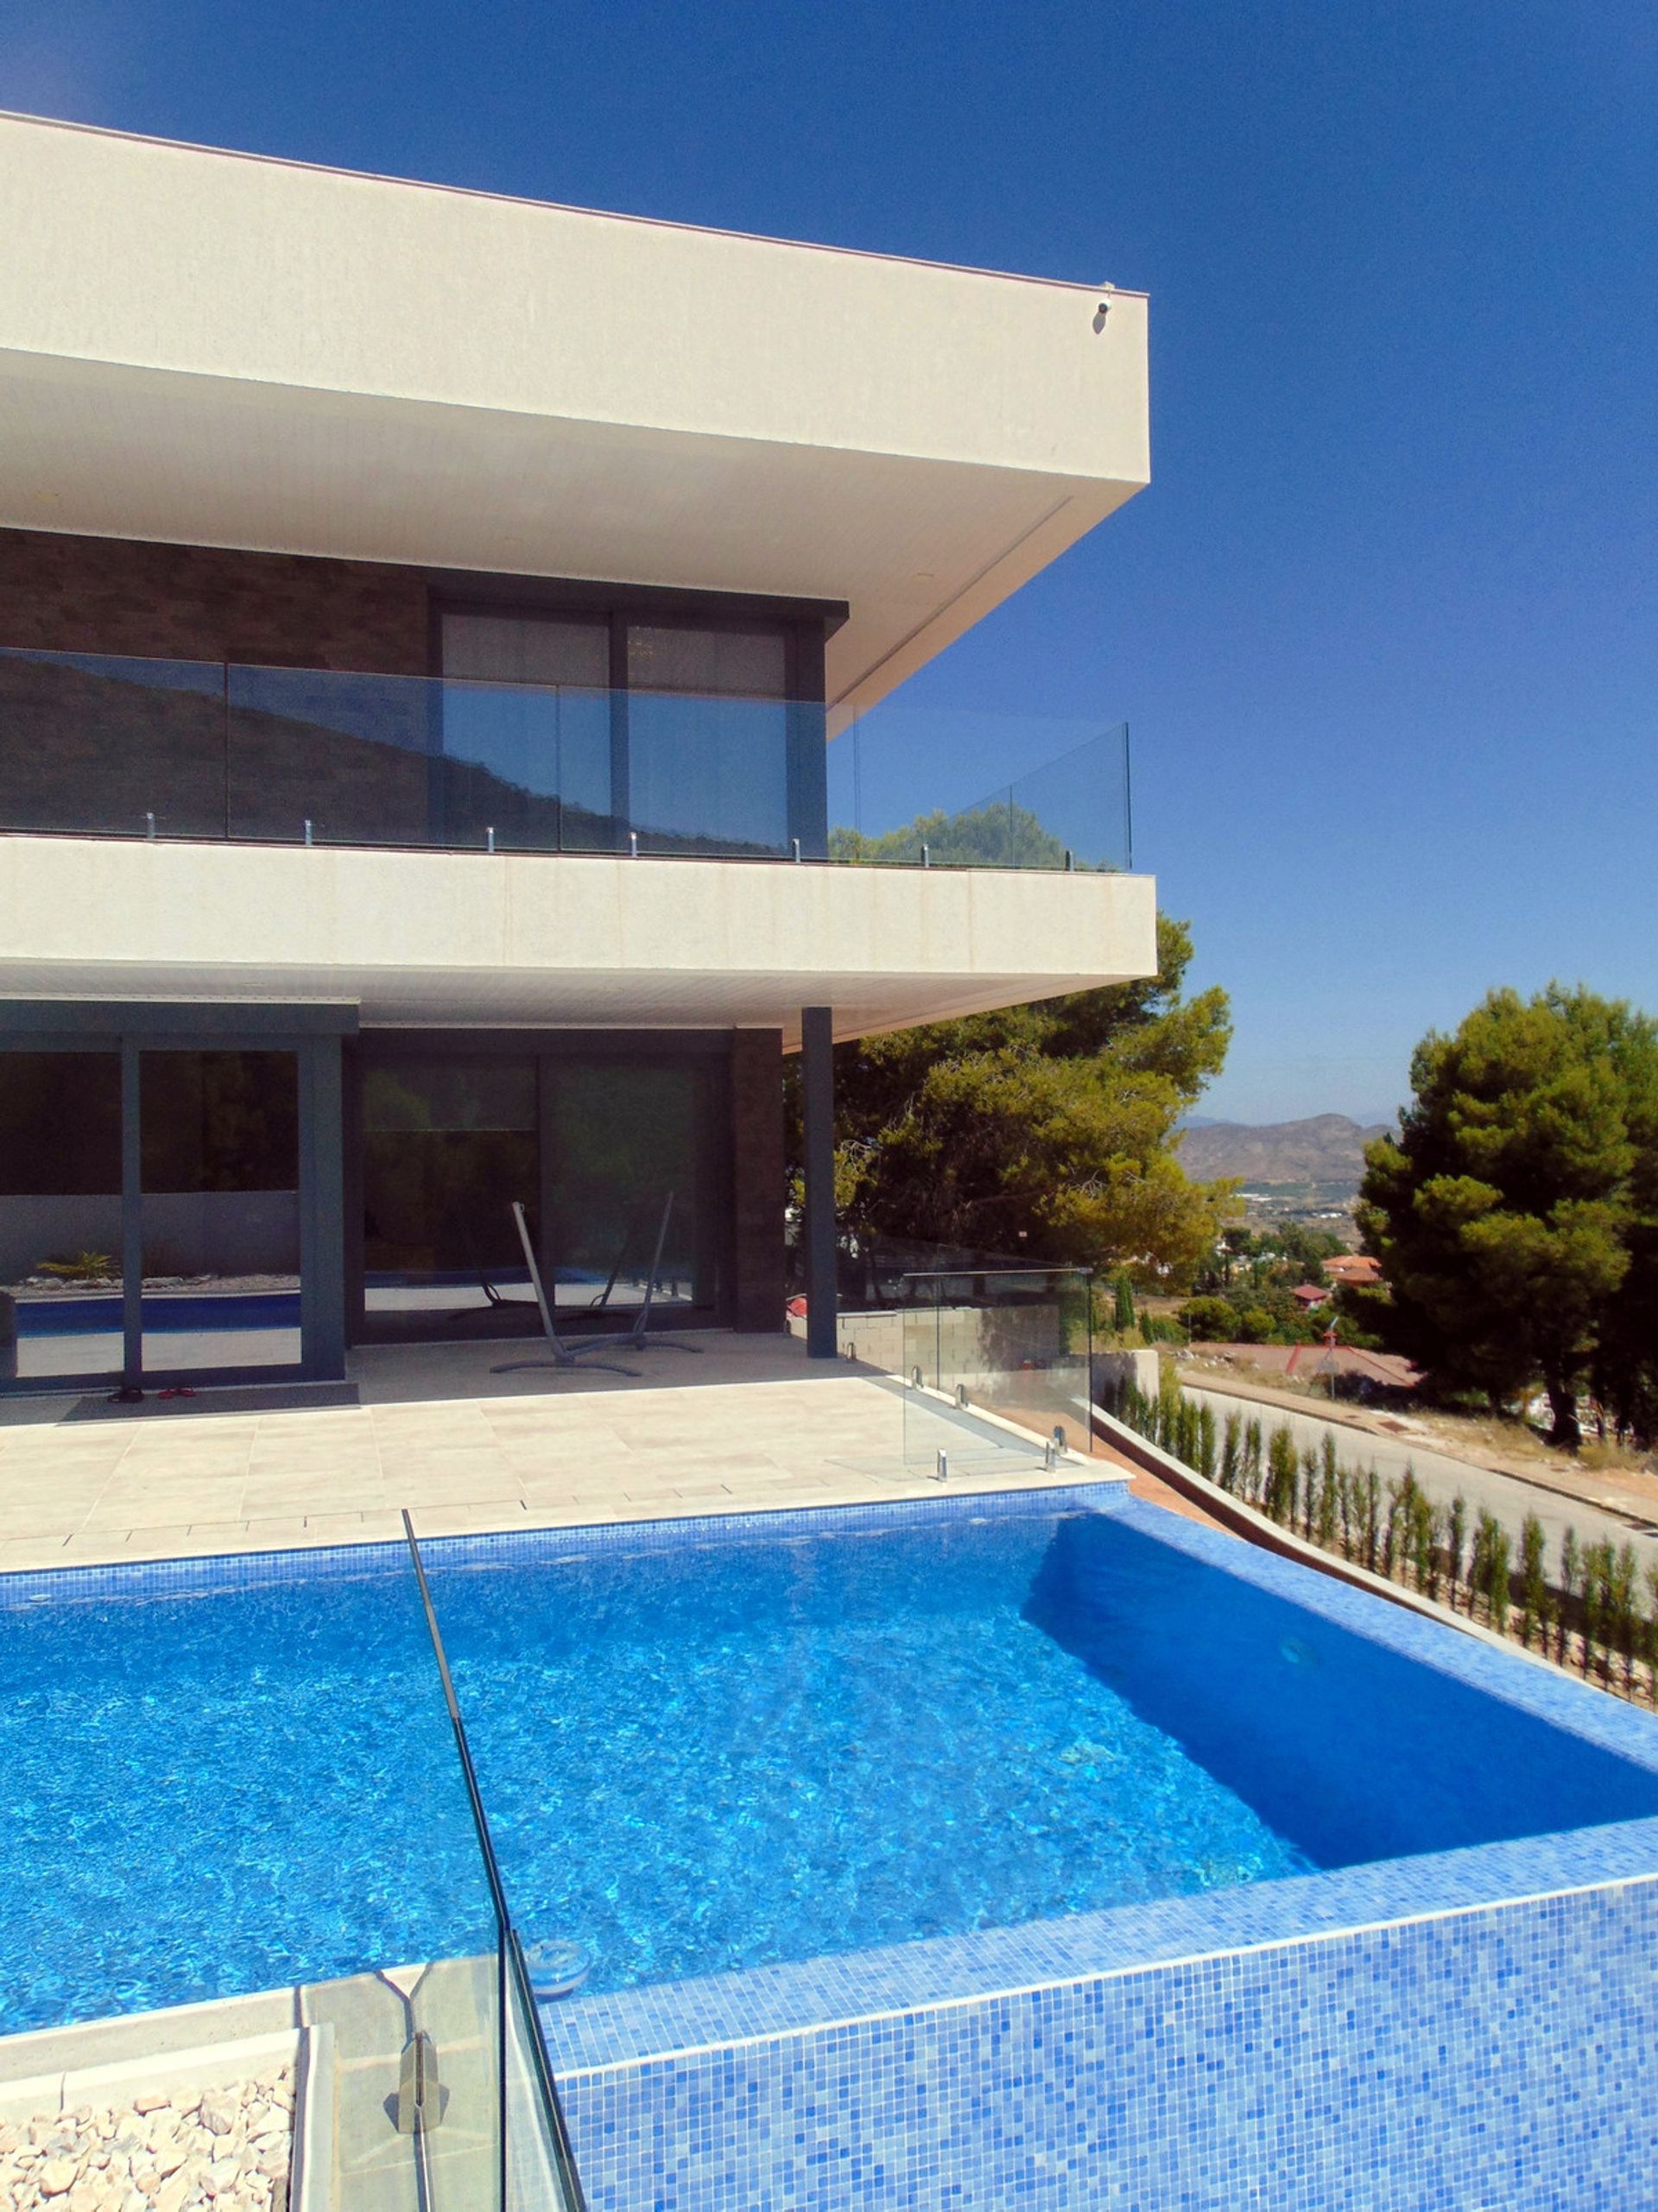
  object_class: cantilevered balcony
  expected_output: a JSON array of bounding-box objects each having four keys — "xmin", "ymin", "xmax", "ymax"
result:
[{"xmin": 0, "ymin": 646, "xmax": 1151, "ymax": 1039}]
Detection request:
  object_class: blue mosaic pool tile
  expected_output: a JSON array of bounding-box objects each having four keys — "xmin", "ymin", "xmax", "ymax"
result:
[{"xmin": 557, "ymin": 1875, "xmax": 1658, "ymax": 2209}]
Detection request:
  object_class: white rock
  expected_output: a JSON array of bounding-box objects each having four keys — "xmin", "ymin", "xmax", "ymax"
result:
[
  {"xmin": 197, "ymin": 2095, "xmax": 237, "ymax": 2140},
  {"xmin": 39, "ymin": 2157, "xmax": 79, "ymax": 2196}
]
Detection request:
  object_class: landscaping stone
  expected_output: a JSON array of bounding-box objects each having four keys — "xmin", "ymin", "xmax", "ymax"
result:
[{"xmin": 0, "ymin": 2066, "xmax": 294, "ymax": 2210}]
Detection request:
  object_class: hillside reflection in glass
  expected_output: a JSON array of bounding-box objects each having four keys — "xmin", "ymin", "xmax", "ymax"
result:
[
  {"xmin": 0, "ymin": 647, "xmax": 1130, "ymax": 870},
  {"xmin": 826, "ymin": 708, "xmax": 1130, "ymax": 871}
]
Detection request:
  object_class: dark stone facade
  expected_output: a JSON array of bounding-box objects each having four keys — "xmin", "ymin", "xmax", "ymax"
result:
[
  {"xmin": 0, "ymin": 527, "xmax": 430, "ymax": 672},
  {"xmin": 730, "ymin": 1030, "xmax": 786, "ymax": 1332}
]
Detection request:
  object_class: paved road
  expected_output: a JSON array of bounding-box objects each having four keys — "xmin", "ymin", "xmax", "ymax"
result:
[{"xmin": 1182, "ymin": 1381, "xmax": 1658, "ymax": 1571}]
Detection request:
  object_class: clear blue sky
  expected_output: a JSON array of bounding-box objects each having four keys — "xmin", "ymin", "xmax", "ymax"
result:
[{"xmin": 5, "ymin": 1, "xmax": 1655, "ymax": 1125}]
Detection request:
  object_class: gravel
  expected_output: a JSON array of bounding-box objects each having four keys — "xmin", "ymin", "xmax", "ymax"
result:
[{"xmin": 0, "ymin": 2063, "xmax": 294, "ymax": 2211}]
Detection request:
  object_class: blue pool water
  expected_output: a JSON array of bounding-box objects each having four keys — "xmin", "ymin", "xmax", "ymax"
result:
[{"xmin": 6, "ymin": 1496, "xmax": 1658, "ymax": 2035}]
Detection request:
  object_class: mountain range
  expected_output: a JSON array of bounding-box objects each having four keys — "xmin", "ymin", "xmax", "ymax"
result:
[{"xmin": 1177, "ymin": 1114, "xmax": 1392, "ymax": 1189}]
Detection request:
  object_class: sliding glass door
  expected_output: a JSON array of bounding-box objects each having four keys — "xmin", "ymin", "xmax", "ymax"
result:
[
  {"xmin": 361, "ymin": 1057, "xmax": 540, "ymax": 1329},
  {"xmin": 356, "ymin": 1045, "xmax": 726, "ymax": 1342},
  {"xmin": 140, "ymin": 1052, "xmax": 302, "ymax": 1375},
  {"xmin": 0, "ymin": 1021, "xmax": 345, "ymax": 1396},
  {"xmin": 0, "ymin": 1050, "xmax": 124, "ymax": 1388}
]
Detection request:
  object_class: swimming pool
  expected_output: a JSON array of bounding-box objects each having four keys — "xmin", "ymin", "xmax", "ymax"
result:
[{"xmin": 8, "ymin": 1488, "xmax": 1658, "ymax": 2206}]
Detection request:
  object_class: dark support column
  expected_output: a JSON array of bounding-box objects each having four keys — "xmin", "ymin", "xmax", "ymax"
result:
[
  {"xmin": 119, "ymin": 1042, "xmax": 142, "ymax": 1397},
  {"xmin": 300, "ymin": 1034, "xmax": 347, "ymax": 1381},
  {"xmin": 801, "ymin": 1005, "xmax": 837, "ymax": 1360}
]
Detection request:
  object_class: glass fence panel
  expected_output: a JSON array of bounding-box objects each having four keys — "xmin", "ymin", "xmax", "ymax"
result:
[
  {"xmin": 828, "ymin": 711, "xmax": 1131, "ymax": 873},
  {"xmin": 0, "ymin": 647, "xmax": 226, "ymax": 837},
  {"xmin": 402, "ymin": 1520, "xmax": 589, "ymax": 2212},
  {"xmin": 628, "ymin": 691, "xmax": 792, "ymax": 856},
  {"xmin": 439, "ymin": 679, "xmax": 614, "ymax": 853},
  {"xmin": 228, "ymin": 664, "xmax": 438, "ymax": 846},
  {"xmin": 302, "ymin": 1540, "xmax": 509, "ymax": 2212},
  {"xmin": 901, "ymin": 1270, "xmax": 1096, "ymax": 1474},
  {"xmin": 1007, "ymin": 729, "xmax": 1133, "ymax": 873},
  {"xmin": 503, "ymin": 1935, "xmax": 585, "ymax": 2212}
]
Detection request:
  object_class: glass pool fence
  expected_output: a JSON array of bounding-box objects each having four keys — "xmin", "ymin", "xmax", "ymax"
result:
[
  {"xmin": 896, "ymin": 1267, "xmax": 1098, "ymax": 1477},
  {"xmin": 321, "ymin": 1517, "xmax": 590, "ymax": 2212}
]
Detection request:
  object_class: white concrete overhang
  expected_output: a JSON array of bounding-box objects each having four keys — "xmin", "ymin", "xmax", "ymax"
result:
[
  {"xmin": 0, "ymin": 839, "xmax": 1158, "ymax": 1046},
  {"xmin": 0, "ymin": 113, "xmax": 1149, "ymax": 712}
]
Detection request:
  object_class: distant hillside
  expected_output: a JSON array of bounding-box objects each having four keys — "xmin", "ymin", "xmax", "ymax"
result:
[{"xmin": 1178, "ymin": 1114, "xmax": 1391, "ymax": 1189}]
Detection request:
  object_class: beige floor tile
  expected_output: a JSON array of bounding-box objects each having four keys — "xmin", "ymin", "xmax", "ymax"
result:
[
  {"xmin": 0, "ymin": 1341, "xmax": 1083, "ymax": 1571},
  {"xmin": 0, "ymin": 1535, "xmax": 75, "ymax": 1569},
  {"xmin": 301, "ymin": 1510, "xmax": 407, "ymax": 1545}
]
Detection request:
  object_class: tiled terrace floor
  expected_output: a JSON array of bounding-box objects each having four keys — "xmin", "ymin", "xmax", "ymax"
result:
[{"xmin": 0, "ymin": 1332, "xmax": 1134, "ymax": 1572}]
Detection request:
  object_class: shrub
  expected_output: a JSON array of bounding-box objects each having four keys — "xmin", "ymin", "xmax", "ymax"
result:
[
  {"xmin": 1219, "ymin": 1411, "xmax": 1242, "ymax": 1493},
  {"xmin": 1265, "ymin": 1426, "xmax": 1299, "ymax": 1525},
  {"xmin": 1362, "ymin": 1468, "xmax": 1382, "ymax": 1571},
  {"xmin": 1197, "ymin": 1401, "xmax": 1218, "ymax": 1482},
  {"xmin": 1446, "ymin": 1495, "xmax": 1467, "ymax": 1610},
  {"xmin": 1519, "ymin": 1515, "xmax": 1549, "ymax": 1648},
  {"xmin": 1176, "ymin": 1296, "xmax": 1235, "ymax": 1342},
  {"xmin": 1559, "ymin": 1527, "xmax": 1580, "ymax": 1665}
]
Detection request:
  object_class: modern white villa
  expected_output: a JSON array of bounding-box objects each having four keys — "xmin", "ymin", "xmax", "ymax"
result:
[
  {"xmin": 0, "ymin": 109, "xmax": 1155, "ymax": 1395},
  {"xmin": 3, "ymin": 110, "xmax": 1655, "ymax": 2212}
]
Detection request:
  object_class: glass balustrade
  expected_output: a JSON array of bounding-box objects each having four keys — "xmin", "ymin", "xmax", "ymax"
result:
[
  {"xmin": 899, "ymin": 1266, "xmax": 1098, "ymax": 1475},
  {"xmin": 0, "ymin": 647, "xmax": 1132, "ymax": 872}
]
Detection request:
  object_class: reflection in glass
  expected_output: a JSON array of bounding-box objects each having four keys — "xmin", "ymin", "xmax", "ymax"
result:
[
  {"xmin": 140, "ymin": 1052, "xmax": 301, "ymax": 1373},
  {"xmin": 363, "ymin": 1060, "xmax": 540, "ymax": 1326},
  {"xmin": 0, "ymin": 1052, "xmax": 123, "ymax": 1383},
  {"xmin": 627, "ymin": 624, "xmax": 790, "ymax": 855},
  {"xmin": 227, "ymin": 666, "xmax": 435, "ymax": 847},
  {"xmin": 0, "ymin": 648, "xmax": 225, "ymax": 839},
  {"xmin": 440, "ymin": 614, "xmax": 615, "ymax": 850},
  {"xmin": 547, "ymin": 1065, "xmax": 711, "ymax": 1314}
]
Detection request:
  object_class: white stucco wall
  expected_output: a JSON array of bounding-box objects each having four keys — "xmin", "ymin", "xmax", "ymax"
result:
[{"xmin": 0, "ymin": 838, "xmax": 1159, "ymax": 1042}]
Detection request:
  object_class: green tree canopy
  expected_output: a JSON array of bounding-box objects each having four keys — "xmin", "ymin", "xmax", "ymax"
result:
[
  {"xmin": 797, "ymin": 913, "xmax": 1234, "ymax": 1282},
  {"xmin": 1358, "ymin": 984, "xmax": 1658, "ymax": 1445}
]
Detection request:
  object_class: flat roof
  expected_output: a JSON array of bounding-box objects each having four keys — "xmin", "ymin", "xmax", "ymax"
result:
[{"xmin": 0, "ymin": 112, "xmax": 1150, "ymax": 711}]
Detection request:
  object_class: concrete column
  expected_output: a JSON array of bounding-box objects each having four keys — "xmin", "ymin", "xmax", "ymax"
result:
[
  {"xmin": 119, "ymin": 1041, "xmax": 142, "ymax": 1399},
  {"xmin": 801, "ymin": 1006, "xmax": 837, "ymax": 1360}
]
